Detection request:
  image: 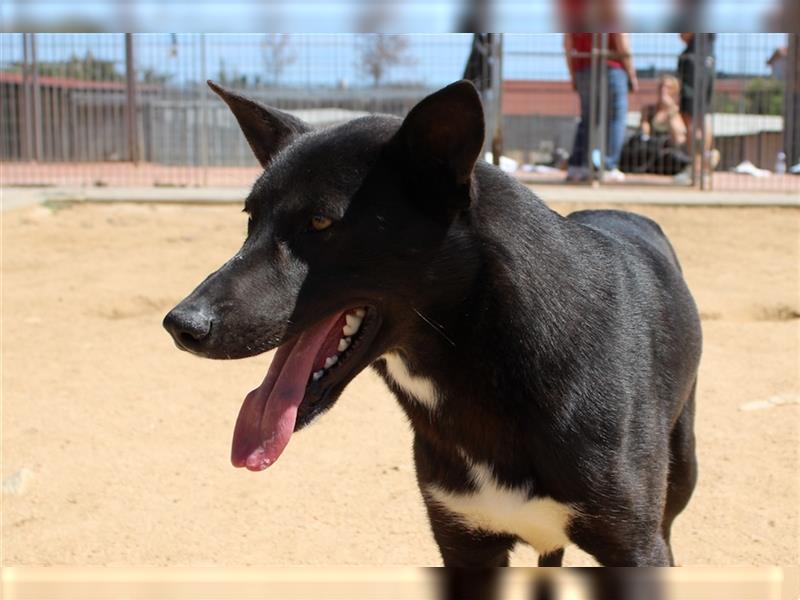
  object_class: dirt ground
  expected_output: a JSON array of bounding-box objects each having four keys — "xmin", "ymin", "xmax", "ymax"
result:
[{"xmin": 2, "ymin": 197, "xmax": 798, "ymax": 567}]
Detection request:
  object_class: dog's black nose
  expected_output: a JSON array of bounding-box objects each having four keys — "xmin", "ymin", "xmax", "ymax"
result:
[{"xmin": 163, "ymin": 306, "xmax": 212, "ymax": 350}]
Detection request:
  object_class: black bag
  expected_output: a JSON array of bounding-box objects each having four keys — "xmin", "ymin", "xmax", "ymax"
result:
[{"xmin": 620, "ymin": 134, "xmax": 690, "ymax": 176}]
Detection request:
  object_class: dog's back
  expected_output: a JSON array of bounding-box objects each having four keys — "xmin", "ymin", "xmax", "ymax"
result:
[
  {"xmin": 567, "ymin": 209, "xmax": 682, "ymax": 273},
  {"xmin": 563, "ymin": 207, "xmax": 702, "ymax": 430}
]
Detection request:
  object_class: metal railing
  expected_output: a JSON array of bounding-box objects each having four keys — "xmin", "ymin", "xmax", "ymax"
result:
[{"xmin": 503, "ymin": 33, "xmax": 798, "ymax": 192}]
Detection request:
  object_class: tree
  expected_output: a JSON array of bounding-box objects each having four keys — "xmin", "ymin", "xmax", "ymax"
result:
[
  {"xmin": 4, "ymin": 50, "xmax": 124, "ymax": 81},
  {"xmin": 140, "ymin": 68, "xmax": 171, "ymax": 85},
  {"xmin": 358, "ymin": 35, "xmax": 416, "ymax": 87},
  {"xmin": 4, "ymin": 50, "xmax": 171, "ymax": 87},
  {"xmin": 215, "ymin": 58, "xmax": 246, "ymax": 88},
  {"xmin": 744, "ymin": 77, "xmax": 784, "ymax": 116},
  {"xmin": 217, "ymin": 58, "xmax": 229, "ymax": 86},
  {"xmin": 261, "ymin": 34, "xmax": 296, "ymax": 86},
  {"xmin": 712, "ymin": 92, "xmax": 741, "ymax": 114}
]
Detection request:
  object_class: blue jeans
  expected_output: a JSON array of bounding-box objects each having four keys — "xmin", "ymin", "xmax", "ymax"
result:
[{"xmin": 568, "ymin": 66, "xmax": 629, "ymax": 170}]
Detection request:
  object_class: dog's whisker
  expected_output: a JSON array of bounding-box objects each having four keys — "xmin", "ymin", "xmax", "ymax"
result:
[{"xmin": 412, "ymin": 307, "xmax": 456, "ymax": 348}]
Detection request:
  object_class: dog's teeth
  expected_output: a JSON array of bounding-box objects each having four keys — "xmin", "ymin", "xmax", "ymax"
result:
[
  {"xmin": 324, "ymin": 355, "xmax": 338, "ymax": 369},
  {"xmin": 338, "ymin": 337, "xmax": 351, "ymax": 352},
  {"xmin": 343, "ymin": 313, "xmax": 362, "ymax": 336},
  {"xmin": 312, "ymin": 370, "xmax": 324, "ymax": 381},
  {"xmin": 355, "ymin": 308, "xmax": 366, "ymax": 318}
]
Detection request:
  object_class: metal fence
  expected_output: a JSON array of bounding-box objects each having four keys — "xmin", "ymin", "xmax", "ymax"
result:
[
  {"xmin": 502, "ymin": 32, "xmax": 798, "ymax": 192},
  {"xmin": 1, "ymin": 33, "xmax": 797, "ymax": 192}
]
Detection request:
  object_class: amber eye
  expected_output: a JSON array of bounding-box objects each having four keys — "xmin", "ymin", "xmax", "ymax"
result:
[{"xmin": 310, "ymin": 215, "xmax": 333, "ymax": 231}]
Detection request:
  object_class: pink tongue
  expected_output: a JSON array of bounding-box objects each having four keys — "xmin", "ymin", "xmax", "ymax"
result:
[{"xmin": 231, "ymin": 312, "xmax": 344, "ymax": 471}]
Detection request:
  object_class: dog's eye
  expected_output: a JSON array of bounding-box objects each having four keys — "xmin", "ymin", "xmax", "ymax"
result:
[{"xmin": 310, "ymin": 215, "xmax": 333, "ymax": 232}]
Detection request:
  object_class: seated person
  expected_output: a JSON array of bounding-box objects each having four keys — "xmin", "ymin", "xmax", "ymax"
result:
[
  {"xmin": 641, "ymin": 74, "xmax": 687, "ymax": 147},
  {"xmin": 620, "ymin": 74, "xmax": 691, "ymax": 175}
]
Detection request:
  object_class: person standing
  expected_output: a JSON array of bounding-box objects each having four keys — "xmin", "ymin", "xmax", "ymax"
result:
[
  {"xmin": 564, "ymin": 33, "xmax": 639, "ymax": 182},
  {"xmin": 677, "ymin": 33, "xmax": 715, "ymax": 135},
  {"xmin": 675, "ymin": 33, "xmax": 719, "ymax": 183}
]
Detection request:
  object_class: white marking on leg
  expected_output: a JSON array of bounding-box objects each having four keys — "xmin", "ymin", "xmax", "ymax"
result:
[
  {"xmin": 426, "ymin": 454, "xmax": 574, "ymax": 554},
  {"xmin": 381, "ymin": 353, "xmax": 439, "ymax": 411}
]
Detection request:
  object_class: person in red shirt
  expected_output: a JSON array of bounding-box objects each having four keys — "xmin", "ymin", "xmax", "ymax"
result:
[{"xmin": 564, "ymin": 33, "xmax": 639, "ymax": 182}]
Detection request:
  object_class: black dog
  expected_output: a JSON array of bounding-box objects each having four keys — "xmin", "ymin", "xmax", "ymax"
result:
[{"xmin": 164, "ymin": 80, "xmax": 702, "ymax": 567}]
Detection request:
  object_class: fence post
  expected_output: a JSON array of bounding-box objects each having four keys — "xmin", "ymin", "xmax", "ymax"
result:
[
  {"xmin": 785, "ymin": 34, "xmax": 799, "ymax": 168},
  {"xmin": 490, "ymin": 33, "xmax": 504, "ymax": 167},
  {"xmin": 20, "ymin": 33, "xmax": 31, "ymax": 161},
  {"xmin": 689, "ymin": 33, "xmax": 713, "ymax": 190},
  {"xmin": 689, "ymin": 38, "xmax": 699, "ymax": 187},
  {"xmin": 483, "ymin": 34, "xmax": 497, "ymax": 166},
  {"xmin": 200, "ymin": 33, "xmax": 209, "ymax": 186},
  {"xmin": 597, "ymin": 33, "xmax": 609, "ymax": 183},
  {"xmin": 125, "ymin": 33, "xmax": 139, "ymax": 164},
  {"xmin": 587, "ymin": 34, "xmax": 608, "ymax": 185},
  {"xmin": 699, "ymin": 33, "xmax": 711, "ymax": 191},
  {"xmin": 587, "ymin": 35, "xmax": 598, "ymax": 184},
  {"xmin": 30, "ymin": 33, "xmax": 42, "ymax": 162}
]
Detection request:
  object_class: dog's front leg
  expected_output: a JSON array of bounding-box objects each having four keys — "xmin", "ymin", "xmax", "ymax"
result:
[
  {"xmin": 572, "ymin": 523, "xmax": 673, "ymax": 566},
  {"xmin": 411, "ymin": 434, "xmax": 516, "ymax": 567},
  {"xmin": 421, "ymin": 497, "xmax": 516, "ymax": 567}
]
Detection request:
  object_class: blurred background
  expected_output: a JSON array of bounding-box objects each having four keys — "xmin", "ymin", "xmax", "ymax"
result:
[
  {"xmin": 1, "ymin": 32, "xmax": 798, "ymax": 193},
  {"xmin": 0, "ymin": 0, "xmax": 794, "ymax": 33}
]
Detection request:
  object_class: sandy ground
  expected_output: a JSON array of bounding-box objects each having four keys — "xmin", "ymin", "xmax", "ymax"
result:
[{"xmin": 2, "ymin": 197, "xmax": 798, "ymax": 567}]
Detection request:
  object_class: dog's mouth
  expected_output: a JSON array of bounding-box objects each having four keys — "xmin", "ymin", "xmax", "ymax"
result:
[{"xmin": 230, "ymin": 306, "xmax": 379, "ymax": 472}]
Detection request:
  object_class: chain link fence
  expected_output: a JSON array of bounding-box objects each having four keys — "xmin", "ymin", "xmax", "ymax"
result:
[
  {"xmin": 503, "ymin": 32, "xmax": 798, "ymax": 192},
  {"xmin": 1, "ymin": 33, "xmax": 797, "ymax": 192}
]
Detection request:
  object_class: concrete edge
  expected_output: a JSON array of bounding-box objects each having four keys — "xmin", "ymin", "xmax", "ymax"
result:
[
  {"xmin": 1, "ymin": 187, "xmax": 249, "ymax": 211},
  {"xmin": 526, "ymin": 183, "xmax": 800, "ymax": 207},
  {"xmin": 2, "ymin": 184, "xmax": 799, "ymax": 211}
]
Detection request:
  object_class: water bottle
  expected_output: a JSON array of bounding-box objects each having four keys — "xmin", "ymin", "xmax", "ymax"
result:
[{"xmin": 775, "ymin": 151, "xmax": 786, "ymax": 175}]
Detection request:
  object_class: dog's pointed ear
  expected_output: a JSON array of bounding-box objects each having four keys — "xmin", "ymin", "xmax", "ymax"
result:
[
  {"xmin": 397, "ymin": 80, "xmax": 485, "ymax": 188},
  {"xmin": 207, "ymin": 80, "xmax": 311, "ymax": 168}
]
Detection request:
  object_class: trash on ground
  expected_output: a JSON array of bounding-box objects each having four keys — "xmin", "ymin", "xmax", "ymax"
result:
[
  {"xmin": 732, "ymin": 160, "xmax": 772, "ymax": 178},
  {"xmin": 484, "ymin": 152, "xmax": 519, "ymax": 173},
  {"xmin": 2, "ymin": 468, "xmax": 33, "ymax": 496},
  {"xmin": 739, "ymin": 394, "xmax": 800, "ymax": 412}
]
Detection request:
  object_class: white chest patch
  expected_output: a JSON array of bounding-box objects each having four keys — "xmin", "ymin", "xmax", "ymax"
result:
[
  {"xmin": 381, "ymin": 353, "xmax": 439, "ymax": 411},
  {"xmin": 426, "ymin": 457, "xmax": 574, "ymax": 554}
]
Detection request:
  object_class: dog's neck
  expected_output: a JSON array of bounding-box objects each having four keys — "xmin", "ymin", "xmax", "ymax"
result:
[
  {"xmin": 382, "ymin": 169, "xmax": 609, "ymax": 461},
  {"xmin": 414, "ymin": 168, "xmax": 601, "ymax": 370}
]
